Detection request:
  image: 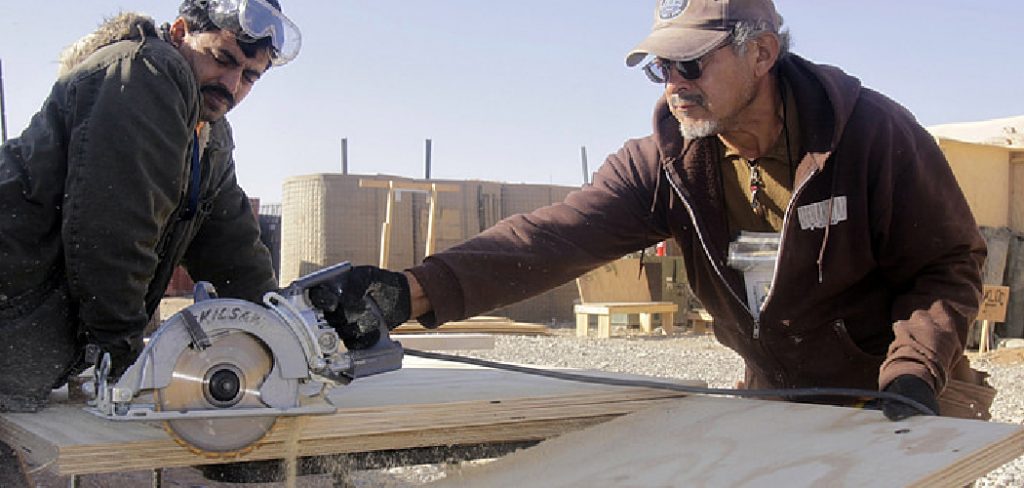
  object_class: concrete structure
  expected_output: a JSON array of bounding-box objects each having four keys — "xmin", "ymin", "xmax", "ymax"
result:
[{"xmin": 280, "ymin": 173, "xmax": 579, "ymax": 324}]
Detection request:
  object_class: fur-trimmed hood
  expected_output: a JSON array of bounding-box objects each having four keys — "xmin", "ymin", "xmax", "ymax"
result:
[{"xmin": 58, "ymin": 12, "xmax": 160, "ymax": 76}]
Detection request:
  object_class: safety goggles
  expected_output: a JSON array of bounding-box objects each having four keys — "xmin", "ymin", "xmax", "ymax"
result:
[
  {"xmin": 642, "ymin": 38, "xmax": 732, "ymax": 83},
  {"xmin": 206, "ymin": 0, "xmax": 301, "ymax": 66}
]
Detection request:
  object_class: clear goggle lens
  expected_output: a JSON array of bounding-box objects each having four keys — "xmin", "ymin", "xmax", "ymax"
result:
[{"xmin": 207, "ymin": 0, "xmax": 301, "ymax": 66}]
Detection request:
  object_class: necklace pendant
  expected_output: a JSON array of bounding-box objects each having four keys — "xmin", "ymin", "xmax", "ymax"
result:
[
  {"xmin": 746, "ymin": 160, "xmax": 766, "ymax": 218},
  {"xmin": 750, "ymin": 187, "xmax": 764, "ymax": 217}
]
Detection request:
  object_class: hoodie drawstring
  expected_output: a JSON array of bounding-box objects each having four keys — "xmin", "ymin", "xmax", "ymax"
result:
[{"xmin": 816, "ymin": 159, "xmax": 841, "ymax": 283}]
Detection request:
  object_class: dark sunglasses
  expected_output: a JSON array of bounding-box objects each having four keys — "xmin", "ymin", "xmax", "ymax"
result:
[{"xmin": 642, "ymin": 38, "xmax": 733, "ymax": 83}]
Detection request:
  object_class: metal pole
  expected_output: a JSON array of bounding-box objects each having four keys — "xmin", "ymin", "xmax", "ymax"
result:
[
  {"xmin": 424, "ymin": 138, "xmax": 432, "ymax": 179},
  {"xmin": 0, "ymin": 59, "xmax": 8, "ymax": 144},
  {"xmin": 341, "ymin": 138, "xmax": 348, "ymax": 175},
  {"xmin": 580, "ymin": 146, "xmax": 589, "ymax": 184}
]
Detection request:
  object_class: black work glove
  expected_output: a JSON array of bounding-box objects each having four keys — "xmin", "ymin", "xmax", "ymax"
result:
[
  {"xmin": 881, "ymin": 375, "xmax": 940, "ymax": 421},
  {"xmin": 56, "ymin": 331, "xmax": 143, "ymax": 388},
  {"xmin": 88, "ymin": 331, "xmax": 145, "ymax": 381},
  {"xmin": 308, "ymin": 266, "xmax": 411, "ymax": 350}
]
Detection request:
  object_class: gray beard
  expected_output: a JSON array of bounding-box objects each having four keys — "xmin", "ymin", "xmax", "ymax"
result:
[
  {"xmin": 670, "ymin": 93, "xmax": 723, "ymax": 139},
  {"xmin": 679, "ymin": 119, "xmax": 721, "ymax": 139}
]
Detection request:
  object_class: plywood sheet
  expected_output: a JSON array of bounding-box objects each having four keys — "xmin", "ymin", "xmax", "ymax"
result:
[
  {"xmin": 433, "ymin": 395, "xmax": 1024, "ymax": 488},
  {"xmin": 576, "ymin": 258, "xmax": 652, "ymax": 303}
]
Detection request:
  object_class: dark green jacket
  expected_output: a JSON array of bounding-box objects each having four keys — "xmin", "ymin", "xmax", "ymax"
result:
[{"xmin": 0, "ymin": 14, "xmax": 276, "ymax": 349}]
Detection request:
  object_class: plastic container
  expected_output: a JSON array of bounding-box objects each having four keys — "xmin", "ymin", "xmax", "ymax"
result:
[{"xmin": 726, "ymin": 232, "xmax": 780, "ymax": 319}]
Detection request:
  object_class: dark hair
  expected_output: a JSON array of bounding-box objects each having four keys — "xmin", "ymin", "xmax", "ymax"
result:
[{"xmin": 177, "ymin": 0, "xmax": 282, "ymax": 58}]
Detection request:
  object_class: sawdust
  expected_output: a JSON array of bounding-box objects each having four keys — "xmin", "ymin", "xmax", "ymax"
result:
[{"xmin": 283, "ymin": 416, "xmax": 306, "ymax": 488}]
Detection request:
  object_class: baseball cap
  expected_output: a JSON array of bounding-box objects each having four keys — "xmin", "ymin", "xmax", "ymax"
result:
[{"xmin": 626, "ymin": 0, "xmax": 782, "ymax": 67}]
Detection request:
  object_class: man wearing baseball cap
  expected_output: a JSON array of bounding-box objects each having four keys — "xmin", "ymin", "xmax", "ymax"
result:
[{"xmin": 314, "ymin": 0, "xmax": 994, "ymax": 422}]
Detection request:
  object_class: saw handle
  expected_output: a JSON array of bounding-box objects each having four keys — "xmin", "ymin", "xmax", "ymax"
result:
[
  {"xmin": 345, "ymin": 296, "xmax": 404, "ymax": 379},
  {"xmin": 282, "ymin": 261, "xmax": 353, "ymax": 297}
]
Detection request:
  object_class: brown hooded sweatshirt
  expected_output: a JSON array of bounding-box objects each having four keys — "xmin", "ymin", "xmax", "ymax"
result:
[{"xmin": 409, "ymin": 53, "xmax": 986, "ymax": 395}]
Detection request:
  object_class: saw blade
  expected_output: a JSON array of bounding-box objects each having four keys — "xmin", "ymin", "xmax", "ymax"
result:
[{"xmin": 157, "ymin": 329, "xmax": 285, "ymax": 457}]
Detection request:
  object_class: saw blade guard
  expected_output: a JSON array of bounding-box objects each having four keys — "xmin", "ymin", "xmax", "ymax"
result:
[{"xmin": 100, "ymin": 299, "xmax": 316, "ymax": 415}]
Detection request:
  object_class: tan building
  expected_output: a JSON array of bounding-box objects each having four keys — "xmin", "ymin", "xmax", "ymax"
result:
[
  {"xmin": 928, "ymin": 115, "xmax": 1024, "ymax": 232},
  {"xmin": 928, "ymin": 115, "xmax": 1024, "ymax": 338}
]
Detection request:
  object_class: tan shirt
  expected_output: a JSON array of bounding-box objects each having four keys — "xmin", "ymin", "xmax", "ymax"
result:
[{"xmin": 718, "ymin": 83, "xmax": 802, "ymax": 235}]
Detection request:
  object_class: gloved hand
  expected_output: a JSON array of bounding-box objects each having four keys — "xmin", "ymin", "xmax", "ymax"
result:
[
  {"xmin": 308, "ymin": 266, "xmax": 411, "ymax": 350},
  {"xmin": 87, "ymin": 332, "xmax": 145, "ymax": 381},
  {"xmin": 881, "ymin": 375, "xmax": 940, "ymax": 421},
  {"xmin": 56, "ymin": 331, "xmax": 143, "ymax": 388}
]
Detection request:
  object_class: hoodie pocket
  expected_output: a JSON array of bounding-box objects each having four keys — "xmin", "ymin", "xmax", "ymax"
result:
[
  {"xmin": 772, "ymin": 318, "xmax": 885, "ymax": 388},
  {"xmin": 830, "ymin": 319, "xmax": 886, "ymax": 361}
]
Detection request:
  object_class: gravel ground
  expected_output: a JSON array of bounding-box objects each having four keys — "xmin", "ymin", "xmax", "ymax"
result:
[{"xmin": 48, "ymin": 326, "xmax": 1024, "ymax": 487}]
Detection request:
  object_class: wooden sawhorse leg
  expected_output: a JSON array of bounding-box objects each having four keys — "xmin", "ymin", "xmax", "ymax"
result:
[
  {"xmin": 576, "ymin": 313, "xmax": 589, "ymax": 337},
  {"xmin": 597, "ymin": 314, "xmax": 612, "ymax": 339},
  {"xmin": 661, "ymin": 312, "xmax": 675, "ymax": 335}
]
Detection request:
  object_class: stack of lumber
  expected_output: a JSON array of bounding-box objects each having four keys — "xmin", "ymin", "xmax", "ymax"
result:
[{"xmin": 393, "ymin": 316, "xmax": 551, "ymax": 335}]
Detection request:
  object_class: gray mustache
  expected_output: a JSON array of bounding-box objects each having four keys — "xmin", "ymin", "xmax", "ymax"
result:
[{"xmin": 670, "ymin": 93, "xmax": 704, "ymax": 107}]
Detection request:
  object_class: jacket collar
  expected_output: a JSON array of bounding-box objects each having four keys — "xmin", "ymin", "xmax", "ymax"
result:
[{"xmin": 58, "ymin": 12, "xmax": 158, "ymax": 76}]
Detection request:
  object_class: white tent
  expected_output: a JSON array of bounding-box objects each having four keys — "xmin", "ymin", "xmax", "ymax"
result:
[{"xmin": 928, "ymin": 115, "xmax": 1024, "ymax": 149}]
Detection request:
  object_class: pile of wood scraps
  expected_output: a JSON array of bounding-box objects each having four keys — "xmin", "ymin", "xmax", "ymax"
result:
[{"xmin": 393, "ymin": 316, "xmax": 551, "ymax": 336}]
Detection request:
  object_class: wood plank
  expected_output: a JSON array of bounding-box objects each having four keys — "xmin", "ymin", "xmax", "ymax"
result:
[
  {"xmin": 433, "ymin": 396, "xmax": 1024, "ymax": 487},
  {"xmin": 574, "ymin": 302, "xmax": 678, "ymax": 314},
  {"xmin": 0, "ymin": 356, "xmax": 698, "ymax": 476},
  {"xmin": 393, "ymin": 316, "xmax": 550, "ymax": 336},
  {"xmin": 392, "ymin": 333, "xmax": 495, "ymax": 351}
]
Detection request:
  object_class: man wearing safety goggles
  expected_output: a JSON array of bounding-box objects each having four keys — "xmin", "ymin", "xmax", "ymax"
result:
[
  {"xmin": 316, "ymin": 0, "xmax": 995, "ymax": 426},
  {"xmin": 0, "ymin": 2, "xmax": 299, "ymax": 484}
]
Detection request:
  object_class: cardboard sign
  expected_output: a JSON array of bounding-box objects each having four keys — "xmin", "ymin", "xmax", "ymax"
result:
[{"xmin": 978, "ymin": 285, "xmax": 1010, "ymax": 322}]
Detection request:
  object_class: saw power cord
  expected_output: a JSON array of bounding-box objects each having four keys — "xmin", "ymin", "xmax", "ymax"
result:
[{"xmin": 403, "ymin": 348, "xmax": 937, "ymax": 417}]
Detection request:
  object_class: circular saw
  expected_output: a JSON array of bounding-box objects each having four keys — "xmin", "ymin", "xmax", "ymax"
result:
[{"xmin": 84, "ymin": 262, "xmax": 404, "ymax": 457}]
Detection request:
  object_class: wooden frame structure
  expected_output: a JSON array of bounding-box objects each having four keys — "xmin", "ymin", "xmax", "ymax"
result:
[{"xmin": 358, "ymin": 179, "xmax": 459, "ymax": 268}]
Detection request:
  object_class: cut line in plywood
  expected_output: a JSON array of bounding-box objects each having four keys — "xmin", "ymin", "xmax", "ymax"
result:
[
  {"xmin": 432, "ymin": 395, "xmax": 1024, "ymax": 488},
  {"xmin": 0, "ymin": 356, "xmax": 697, "ymax": 476}
]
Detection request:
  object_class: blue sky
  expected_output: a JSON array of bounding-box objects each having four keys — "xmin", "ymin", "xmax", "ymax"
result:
[{"xmin": 1, "ymin": 1, "xmax": 1021, "ymax": 203}]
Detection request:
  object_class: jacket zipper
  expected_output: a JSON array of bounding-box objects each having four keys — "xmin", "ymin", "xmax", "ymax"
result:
[
  {"xmin": 664, "ymin": 166, "xmax": 821, "ymax": 340},
  {"xmin": 663, "ymin": 171, "xmax": 759, "ymax": 337},
  {"xmin": 757, "ymin": 167, "xmax": 820, "ymax": 318}
]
